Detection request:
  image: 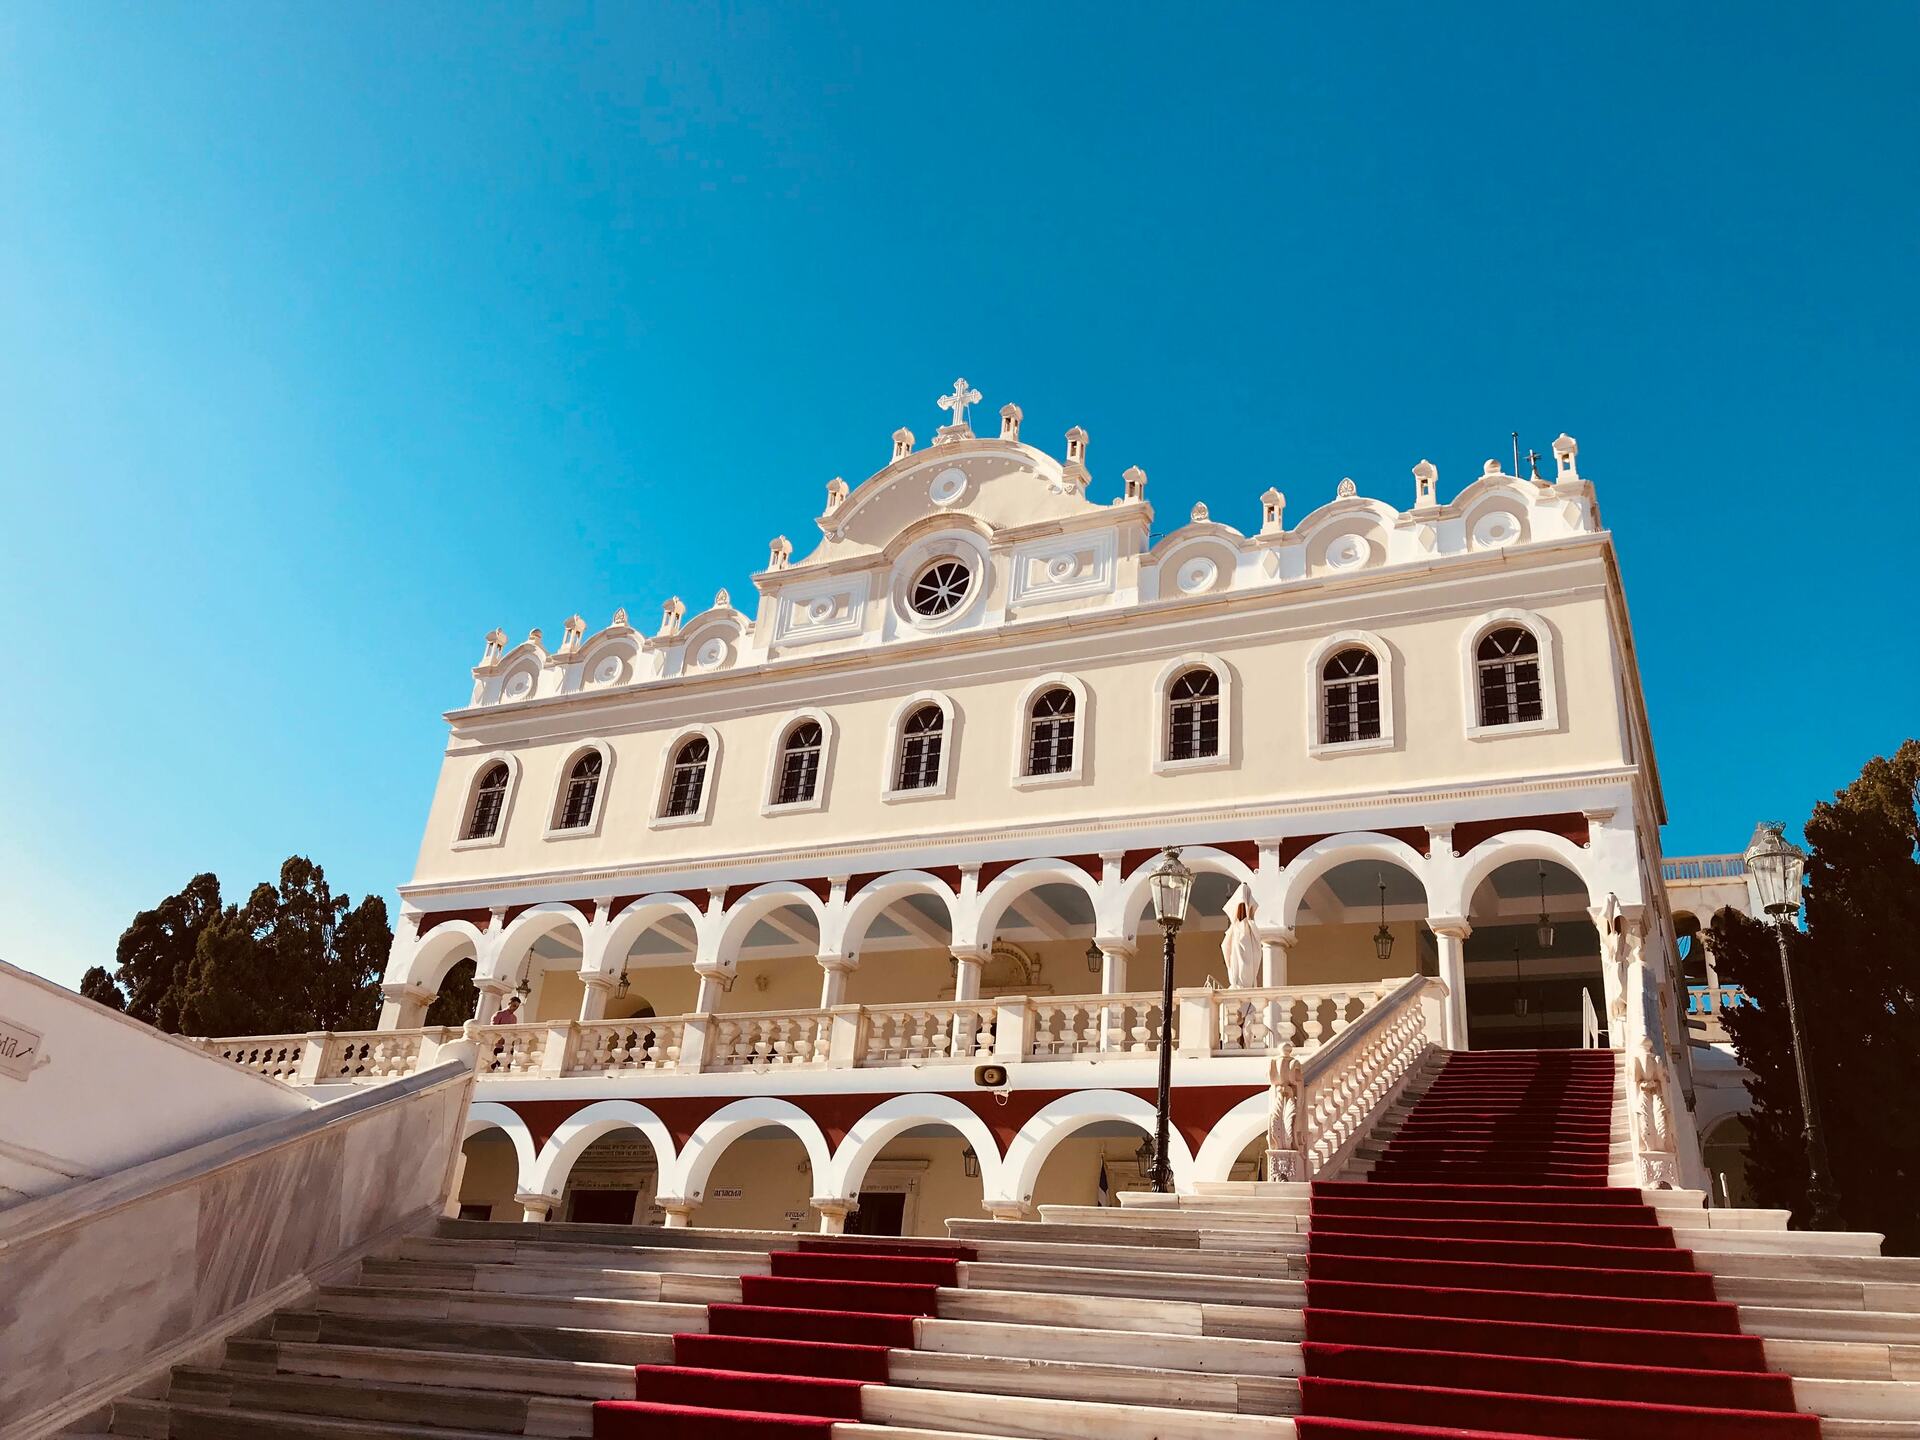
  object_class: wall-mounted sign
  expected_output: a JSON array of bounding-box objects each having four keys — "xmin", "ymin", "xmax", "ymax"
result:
[
  {"xmin": 710, "ymin": 1187, "xmax": 744, "ymax": 1199},
  {"xmin": 0, "ymin": 1017, "xmax": 44, "ymax": 1081}
]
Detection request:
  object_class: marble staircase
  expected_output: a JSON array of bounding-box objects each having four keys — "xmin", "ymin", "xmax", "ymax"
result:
[{"xmin": 85, "ymin": 1186, "xmax": 1920, "ymax": 1439}]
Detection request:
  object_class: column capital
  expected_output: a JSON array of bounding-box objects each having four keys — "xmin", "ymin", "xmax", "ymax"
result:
[
  {"xmin": 1581, "ymin": 807, "xmax": 1618, "ymax": 825},
  {"xmin": 950, "ymin": 945, "xmax": 992, "ymax": 965},
  {"xmin": 811, "ymin": 1197, "xmax": 857, "ymax": 1234},
  {"xmin": 381, "ymin": 980, "xmax": 437, "ymax": 1004},
  {"xmin": 1427, "ymin": 916, "xmax": 1472, "ymax": 941},
  {"xmin": 514, "ymin": 1192, "xmax": 556, "ymax": 1222},
  {"xmin": 579, "ymin": 970, "xmax": 619, "ymax": 992},
  {"xmin": 1426, "ymin": 824, "xmax": 1456, "ymax": 857},
  {"xmin": 488, "ymin": 906, "xmax": 508, "ymax": 930},
  {"xmin": 982, "ymin": 1200, "xmax": 1035, "ymax": 1222},
  {"xmin": 1093, "ymin": 937, "xmax": 1135, "ymax": 959},
  {"xmin": 656, "ymin": 1198, "xmax": 697, "ymax": 1228},
  {"xmin": 476, "ymin": 976, "xmax": 512, "ymax": 997},
  {"xmin": 1254, "ymin": 925, "xmax": 1297, "ymax": 948},
  {"xmin": 817, "ymin": 952, "xmax": 859, "ymax": 975}
]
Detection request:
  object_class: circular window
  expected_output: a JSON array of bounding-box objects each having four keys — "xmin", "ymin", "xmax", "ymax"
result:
[{"xmin": 909, "ymin": 559, "xmax": 973, "ymax": 618}]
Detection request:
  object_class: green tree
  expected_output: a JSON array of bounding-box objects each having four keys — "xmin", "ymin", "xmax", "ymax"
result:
[
  {"xmin": 111, "ymin": 872, "xmax": 222, "ymax": 1031},
  {"xmin": 1714, "ymin": 738, "xmax": 1920, "ymax": 1253},
  {"xmin": 426, "ymin": 956, "xmax": 479, "ymax": 1027},
  {"xmin": 79, "ymin": 965, "xmax": 125, "ymax": 1010}
]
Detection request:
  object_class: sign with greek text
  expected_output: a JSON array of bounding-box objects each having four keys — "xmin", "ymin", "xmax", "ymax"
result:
[{"xmin": 0, "ymin": 1017, "xmax": 43, "ymax": 1081}]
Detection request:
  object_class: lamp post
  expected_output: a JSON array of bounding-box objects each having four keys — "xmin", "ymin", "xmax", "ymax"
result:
[
  {"xmin": 1144, "ymin": 847, "xmax": 1195, "ymax": 1192},
  {"xmin": 1743, "ymin": 821, "xmax": 1839, "ymax": 1229}
]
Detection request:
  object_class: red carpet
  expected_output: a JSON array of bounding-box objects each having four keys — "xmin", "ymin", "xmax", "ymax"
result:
[
  {"xmin": 592, "ymin": 1239, "xmax": 974, "ymax": 1438},
  {"xmin": 1297, "ymin": 1048, "xmax": 1821, "ymax": 1439}
]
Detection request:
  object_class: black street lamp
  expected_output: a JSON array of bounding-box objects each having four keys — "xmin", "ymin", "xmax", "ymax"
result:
[
  {"xmin": 1144, "ymin": 847, "xmax": 1195, "ymax": 1192},
  {"xmin": 1743, "ymin": 821, "xmax": 1839, "ymax": 1229}
]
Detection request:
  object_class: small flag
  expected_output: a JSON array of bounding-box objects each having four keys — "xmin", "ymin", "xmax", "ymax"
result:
[{"xmin": 1097, "ymin": 1161, "xmax": 1111, "ymax": 1206}]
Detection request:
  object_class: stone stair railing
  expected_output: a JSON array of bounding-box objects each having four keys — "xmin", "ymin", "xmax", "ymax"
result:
[
  {"xmin": 1265, "ymin": 973, "xmax": 1448, "ymax": 1180},
  {"xmin": 194, "ymin": 979, "xmax": 1412, "ymax": 1086}
]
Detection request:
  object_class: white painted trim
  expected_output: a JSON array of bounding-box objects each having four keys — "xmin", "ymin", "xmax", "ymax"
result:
[
  {"xmin": 760, "ymin": 708, "xmax": 838, "ymax": 817},
  {"xmin": 543, "ymin": 739, "xmax": 614, "ymax": 841},
  {"xmin": 1461, "ymin": 607, "xmax": 1562, "ymax": 741},
  {"xmin": 1010, "ymin": 672, "xmax": 1090, "ymax": 789},
  {"xmin": 650, "ymin": 724, "xmax": 721, "ymax": 829},
  {"xmin": 1151, "ymin": 652, "xmax": 1236, "ymax": 776},
  {"xmin": 880, "ymin": 691, "xmax": 959, "ymax": 803},
  {"xmin": 450, "ymin": 752, "xmax": 522, "ymax": 851},
  {"xmin": 1305, "ymin": 629, "xmax": 1397, "ymax": 758},
  {"xmin": 890, "ymin": 529, "xmax": 992, "ymax": 635}
]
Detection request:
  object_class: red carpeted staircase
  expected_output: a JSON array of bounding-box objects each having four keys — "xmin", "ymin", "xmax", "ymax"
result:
[
  {"xmin": 1294, "ymin": 1048, "xmax": 1819, "ymax": 1440},
  {"xmin": 593, "ymin": 1237, "xmax": 974, "ymax": 1438}
]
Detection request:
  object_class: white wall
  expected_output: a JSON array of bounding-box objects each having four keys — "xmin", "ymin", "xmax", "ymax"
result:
[{"xmin": 0, "ymin": 960, "xmax": 311, "ymax": 1209}]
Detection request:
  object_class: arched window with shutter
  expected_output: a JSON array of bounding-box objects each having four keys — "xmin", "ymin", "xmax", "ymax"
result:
[
  {"xmin": 1477, "ymin": 627, "xmax": 1543, "ymax": 726},
  {"xmin": 774, "ymin": 721, "xmax": 825, "ymax": 806},
  {"xmin": 1321, "ymin": 648, "xmax": 1381, "ymax": 745},
  {"xmin": 896, "ymin": 705, "xmax": 945, "ymax": 791},
  {"xmin": 664, "ymin": 736, "xmax": 710, "ymax": 818},
  {"xmin": 1026, "ymin": 687, "xmax": 1077, "ymax": 776},
  {"xmin": 556, "ymin": 750, "xmax": 604, "ymax": 830},
  {"xmin": 1167, "ymin": 668, "xmax": 1221, "ymax": 761},
  {"xmin": 463, "ymin": 762, "xmax": 510, "ymax": 841}
]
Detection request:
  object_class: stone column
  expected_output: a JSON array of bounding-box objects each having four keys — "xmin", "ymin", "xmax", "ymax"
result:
[
  {"xmin": 812, "ymin": 1198, "xmax": 856, "ymax": 1235},
  {"xmin": 656, "ymin": 1198, "xmax": 697, "ymax": 1229},
  {"xmin": 818, "ymin": 954, "xmax": 857, "ymax": 1009},
  {"xmin": 577, "ymin": 971, "xmax": 618, "ymax": 1023},
  {"xmin": 474, "ymin": 977, "xmax": 512, "ymax": 1023},
  {"xmin": 1096, "ymin": 940, "xmax": 1134, "ymax": 1052},
  {"xmin": 515, "ymin": 1192, "xmax": 555, "ymax": 1224},
  {"xmin": 1427, "ymin": 918, "xmax": 1472, "ymax": 1049},
  {"xmin": 693, "ymin": 963, "xmax": 731, "ymax": 1014},
  {"xmin": 1256, "ymin": 927, "xmax": 1295, "ymax": 1047},
  {"xmin": 951, "ymin": 946, "xmax": 989, "ymax": 1003},
  {"xmin": 379, "ymin": 981, "xmax": 437, "ymax": 1031}
]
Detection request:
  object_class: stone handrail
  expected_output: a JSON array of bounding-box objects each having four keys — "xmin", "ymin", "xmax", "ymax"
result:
[
  {"xmin": 1662, "ymin": 854, "xmax": 1745, "ymax": 882},
  {"xmin": 0, "ymin": 1053, "xmax": 476, "ymax": 1439},
  {"xmin": 1266, "ymin": 974, "xmax": 1448, "ymax": 1180},
  {"xmin": 195, "ymin": 980, "xmax": 1415, "ymax": 1086}
]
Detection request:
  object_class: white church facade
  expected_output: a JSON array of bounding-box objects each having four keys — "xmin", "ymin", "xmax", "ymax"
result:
[{"xmin": 205, "ymin": 381, "xmax": 1707, "ymax": 1235}]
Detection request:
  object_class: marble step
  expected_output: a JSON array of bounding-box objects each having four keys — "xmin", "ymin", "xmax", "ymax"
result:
[
  {"xmin": 161, "ymin": 1364, "xmax": 593, "ymax": 1436},
  {"xmin": 1739, "ymin": 1304, "xmax": 1920, "ymax": 1345},
  {"xmin": 1704, "ymin": 1251, "xmax": 1920, "ymax": 1285},
  {"xmin": 108, "ymin": 1395, "xmax": 527, "ymax": 1439},
  {"xmin": 1715, "ymin": 1273, "xmax": 1920, "ymax": 1314}
]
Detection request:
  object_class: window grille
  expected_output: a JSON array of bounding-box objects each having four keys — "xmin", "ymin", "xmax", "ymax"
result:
[
  {"xmin": 896, "ymin": 705, "xmax": 945, "ymax": 790},
  {"xmin": 1167, "ymin": 668, "xmax": 1221, "ymax": 760},
  {"xmin": 1321, "ymin": 648, "xmax": 1382, "ymax": 744},
  {"xmin": 776, "ymin": 721, "xmax": 824, "ymax": 805},
  {"xmin": 1027, "ymin": 687, "xmax": 1077, "ymax": 775},
  {"xmin": 909, "ymin": 559, "xmax": 972, "ymax": 618},
  {"xmin": 1476, "ymin": 627, "xmax": 1543, "ymax": 726},
  {"xmin": 464, "ymin": 763, "xmax": 509, "ymax": 840},
  {"xmin": 558, "ymin": 751, "xmax": 602, "ymax": 829},
  {"xmin": 665, "ymin": 737, "xmax": 709, "ymax": 817}
]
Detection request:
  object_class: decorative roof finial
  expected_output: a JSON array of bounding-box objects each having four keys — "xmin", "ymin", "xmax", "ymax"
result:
[
  {"xmin": 1337, "ymin": 477, "xmax": 1357, "ymax": 498},
  {"xmin": 999, "ymin": 402, "xmax": 1022, "ymax": 442},
  {"xmin": 713, "ymin": 587, "xmax": 730, "ymax": 609},
  {"xmin": 1260, "ymin": 488, "xmax": 1284, "ymax": 534},
  {"xmin": 611, "ymin": 607, "xmax": 629, "ymax": 629},
  {"xmin": 934, "ymin": 378, "xmax": 982, "ymax": 443},
  {"xmin": 891, "ymin": 427, "xmax": 914, "ymax": 462},
  {"xmin": 1412, "ymin": 459, "xmax": 1438, "ymax": 510}
]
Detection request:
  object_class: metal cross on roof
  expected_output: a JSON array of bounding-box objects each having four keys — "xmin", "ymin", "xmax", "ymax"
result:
[{"xmin": 937, "ymin": 377, "xmax": 982, "ymax": 429}]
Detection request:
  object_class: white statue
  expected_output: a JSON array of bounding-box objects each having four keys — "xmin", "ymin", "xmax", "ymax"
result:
[
  {"xmin": 1220, "ymin": 883, "xmax": 1262, "ymax": 988},
  {"xmin": 1265, "ymin": 1044, "xmax": 1308, "ymax": 1181}
]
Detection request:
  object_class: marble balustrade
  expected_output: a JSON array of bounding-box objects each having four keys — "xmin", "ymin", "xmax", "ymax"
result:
[
  {"xmin": 0, "ymin": 1052, "xmax": 476, "ymax": 1439},
  {"xmin": 194, "ymin": 980, "xmax": 1414, "ymax": 1087}
]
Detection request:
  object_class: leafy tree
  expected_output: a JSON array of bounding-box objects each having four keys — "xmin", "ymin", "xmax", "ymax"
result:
[
  {"xmin": 1714, "ymin": 738, "xmax": 1920, "ymax": 1253},
  {"xmin": 111, "ymin": 858, "xmax": 392, "ymax": 1038},
  {"xmin": 111, "ymin": 872, "xmax": 222, "ymax": 1030},
  {"xmin": 426, "ymin": 957, "xmax": 479, "ymax": 1027},
  {"xmin": 79, "ymin": 965, "xmax": 125, "ymax": 1010}
]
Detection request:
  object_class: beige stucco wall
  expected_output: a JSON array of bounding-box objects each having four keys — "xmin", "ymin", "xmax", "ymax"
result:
[{"xmin": 409, "ymin": 571, "xmax": 1624, "ymax": 892}]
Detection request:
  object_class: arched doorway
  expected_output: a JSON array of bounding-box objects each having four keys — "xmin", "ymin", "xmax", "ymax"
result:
[
  {"xmin": 1463, "ymin": 859, "xmax": 1602, "ymax": 1050},
  {"xmin": 427, "ymin": 956, "xmax": 479, "ymax": 1026},
  {"xmin": 558, "ymin": 1130, "xmax": 664, "ymax": 1226},
  {"xmin": 454, "ymin": 1129, "xmax": 520, "ymax": 1221},
  {"xmin": 1702, "ymin": 1115, "xmax": 1753, "ymax": 1207}
]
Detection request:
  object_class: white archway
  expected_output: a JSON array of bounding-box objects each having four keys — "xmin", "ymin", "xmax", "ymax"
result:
[
  {"xmin": 821, "ymin": 1094, "xmax": 1004, "ymax": 1201},
  {"xmin": 834, "ymin": 870, "xmax": 958, "ymax": 957},
  {"xmin": 485, "ymin": 903, "xmax": 591, "ymax": 985},
  {"xmin": 999, "ymin": 1090, "xmax": 1196, "ymax": 1204},
  {"xmin": 1108, "ymin": 844, "xmax": 1258, "ymax": 942},
  {"xmin": 396, "ymin": 919, "xmax": 487, "ymax": 993},
  {"xmin": 964, "ymin": 859, "xmax": 1102, "ymax": 951},
  {"xmin": 526, "ymin": 1099, "xmax": 678, "ymax": 1200},
  {"xmin": 1191, "ymin": 1092, "xmax": 1272, "ymax": 1184},
  {"xmin": 1449, "ymin": 831, "xmax": 1599, "ymax": 919},
  {"xmin": 597, "ymin": 893, "xmax": 706, "ymax": 976},
  {"xmin": 464, "ymin": 1101, "xmax": 539, "ymax": 1191},
  {"xmin": 1274, "ymin": 832, "xmax": 1431, "ymax": 930},
  {"xmin": 674, "ymin": 1097, "xmax": 835, "ymax": 1204},
  {"xmin": 715, "ymin": 883, "xmax": 827, "ymax": 966}
]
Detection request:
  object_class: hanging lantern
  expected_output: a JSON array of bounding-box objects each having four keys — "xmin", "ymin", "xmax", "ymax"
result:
[
  {"xmin": 961, "ymin": 1147, "xmax": 980, "ymax": 1179},
  {"xmin": 1372, "ymin": 872, "xmax": 1395, "ymax": 961},
  {"xmin": 615, "ymin": 966, "xmax": 631, "ymax": 997},
  {"xmin": 1535, "ymin": 862, "xmax": 1556, "ymax": 949},
  {"xmin": 1511, "ymin": 946, "xmax": 1529, "ymax": 1017},
  {"xmin": 1085, "ymin": 939, "xmax": 1103, "ymax": 974}
]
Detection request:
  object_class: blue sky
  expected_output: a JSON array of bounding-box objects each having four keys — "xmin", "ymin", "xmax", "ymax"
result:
[{"xmin": 3, "ymin": 4, "xmax": 1915, "ymax": 990}]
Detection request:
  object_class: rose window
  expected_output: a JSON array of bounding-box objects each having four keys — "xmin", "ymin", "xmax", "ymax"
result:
[{"xmin": 909, "ymin": 559, "xmax": 973, "ymax": 618}]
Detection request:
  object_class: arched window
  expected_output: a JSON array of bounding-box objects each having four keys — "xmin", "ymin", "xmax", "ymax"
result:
[
  {"xmin": 664, "ymin": 737, "xmax": 710, "ymax": 818},
  {"xmin": 1321, "ymin": 649, "xmax": 1381, "ymax": 745},
  {"xmin": 1167, "ymin": 668, "xmax": 1220, "ymax": 761},
  {"xmin": 896, "ymin": 705, "xmax": 945, "ymax": 791},
  {"xmin": 1476, "ymin": 627, "xmax": 1543, "ymax": 726},
  {"xmin": 1026, "ymin": 687, "xmax": 1076, "ymax": 776},
  {"xmin": 463, "ymin": 763, "xmax": 510, "ymax": 840},
  {"xmin": 775, "ymin": 721, "xmax": 824, "ymax": 806},
  {"xmin": 557, "ymin": 751, "xmax": 603, "ymax": 830}
]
